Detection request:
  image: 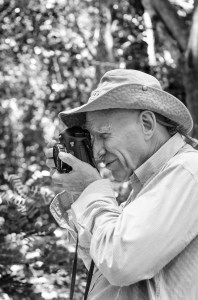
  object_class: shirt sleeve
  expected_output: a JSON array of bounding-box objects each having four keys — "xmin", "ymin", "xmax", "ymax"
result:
[
  {"xmin": 50, "ymin": 190, "xmax": 92, "ymax": 269},
  {"xmin": 71, "ymin": 164, "xmax": 198, "ymax": 286},
  {"xmin": 50, "ymin": 190, "xmax": 77, "ymax": 241}
]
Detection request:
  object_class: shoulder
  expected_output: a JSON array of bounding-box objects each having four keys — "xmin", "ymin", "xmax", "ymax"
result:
[{"xmin": 167, "ymin": 144, "xmax": 198, "ymax": 180}]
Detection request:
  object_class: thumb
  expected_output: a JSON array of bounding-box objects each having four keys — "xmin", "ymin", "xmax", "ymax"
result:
[{"xmin": 58, "ymin": 152, "xmax": 81, "ymax": 169}]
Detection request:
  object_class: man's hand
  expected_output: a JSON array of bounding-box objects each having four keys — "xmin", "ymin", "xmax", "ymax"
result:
[
  {"xmin": 52, "ymin": 152, "xmax": 101, "ymax": 195},
  {"xmin": 45, "ymin": 140, "xmax": 57, "ymax": 177},
  {"xmin": 45, "ymin": 141, "xmax": 101, "ymax": 203}
]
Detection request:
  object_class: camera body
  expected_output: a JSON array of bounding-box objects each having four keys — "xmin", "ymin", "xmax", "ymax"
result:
[{"xmin": 53, "ymin": 126, "xmax": 96, "ymax": 173}]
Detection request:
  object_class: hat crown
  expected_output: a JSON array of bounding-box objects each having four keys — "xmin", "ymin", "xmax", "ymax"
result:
[
  {"xmin": 59, "ymin": 68, "xmax": 193, "ymax": 134},
  {"xmin": 89, "ymin": 69, "xmax": 162, "ymax": 102},
  {"xmin": 102, "ymin": 69, "xmax": 162, "ymax": 89}
]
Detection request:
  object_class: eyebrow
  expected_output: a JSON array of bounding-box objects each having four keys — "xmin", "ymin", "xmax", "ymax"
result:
[{"xmin": 85, "ymin": 122, "xmax": 111, "ymax": 134}]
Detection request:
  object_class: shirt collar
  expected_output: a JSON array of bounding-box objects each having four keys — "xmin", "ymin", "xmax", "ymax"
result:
[{"xmin": 130, "ymin": 133, "xmax": 186, "ymax": 187}]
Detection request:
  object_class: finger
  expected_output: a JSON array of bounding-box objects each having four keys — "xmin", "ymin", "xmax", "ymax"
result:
[
  {"xmin": 58, "ymin": 152, "xmax": 81, "ymax": 170},
  {"xmin": 46, "ymin": 158, "xmax": 56, "ymax": 168},
  {"xmin": 45, "ymin": 148, "xmax": 54, "ymax": 158},
  {"xmin": 52, "ymin": 170, "xmax": 68, "ymax": 185},
  {"xmin": 47, "ymin": 139, "xmax": 57, "ymax": 148}
]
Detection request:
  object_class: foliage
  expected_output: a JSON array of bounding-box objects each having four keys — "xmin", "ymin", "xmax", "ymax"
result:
[
  {"xmin": 0, "ymin": 0, "xmax": 194, "ymax": 299},
  {"xmin": 0, "ymin": 0, "xmax": 99, "ymax": 183},
  {"xmin": 0, "ymin": 172, "xmax": 88, "ymax": 299}
]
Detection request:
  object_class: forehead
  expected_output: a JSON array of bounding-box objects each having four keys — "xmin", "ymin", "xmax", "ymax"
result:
[
  {"xmin": 86, "ymin": 110, "xmax": 112, "ymax": 133},
  {"xmin": 86, "ymin": 109, "xmax": 139, "ymax": 133}
]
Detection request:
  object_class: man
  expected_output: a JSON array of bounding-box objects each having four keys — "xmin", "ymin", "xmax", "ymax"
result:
[{"xmin": 46, "ymin": 69, "xmax": 198, "ymax": 299}]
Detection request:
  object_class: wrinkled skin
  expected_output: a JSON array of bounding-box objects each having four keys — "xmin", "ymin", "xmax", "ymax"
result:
[
  {"xmin": 45, "ymin": 139, "xmax": 101, "ymax": 204},
  {"xmin": 46, "ymin": 109, "xmax": 170, "ymax": 203}
]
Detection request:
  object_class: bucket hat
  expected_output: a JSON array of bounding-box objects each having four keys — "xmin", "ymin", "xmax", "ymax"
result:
[{"xmin": 59, "ymin": 69, "xmax": 193, "ymax": 134}]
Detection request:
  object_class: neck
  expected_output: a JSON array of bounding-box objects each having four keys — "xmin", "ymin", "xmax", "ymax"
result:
[{"xmin": 150, "ymin": 128, "xmax": 171, "ymax": 157}]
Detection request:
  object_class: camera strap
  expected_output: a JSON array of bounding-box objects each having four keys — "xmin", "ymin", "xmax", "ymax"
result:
[
  {"xmin": 70, "ymin": 237, "xmax": 95, "ymax": 300},
  {"xmin": 69, "ymin": 237, "xmax": 78, "ymax": 300},
  {"xmin": 83, "ymin": 259, "xmax": 95, "ymax": 300}
]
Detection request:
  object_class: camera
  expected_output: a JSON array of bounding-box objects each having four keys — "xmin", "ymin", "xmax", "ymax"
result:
[{"xmin": 53, "ymin": 126, "xmax": 97, "ymax": 173}]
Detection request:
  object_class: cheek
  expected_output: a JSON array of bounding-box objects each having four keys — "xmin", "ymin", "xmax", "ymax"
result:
[
  {"xmin": 106, "ymin": 140, "xmax": 131, "ymax": 168},
  {"xmin": 120, "ymin": 137, "xmax": 140, "ymax": 166},
  {"xmin": 104, "ymin": 138, "xmax": 120, "ymax": 153}
]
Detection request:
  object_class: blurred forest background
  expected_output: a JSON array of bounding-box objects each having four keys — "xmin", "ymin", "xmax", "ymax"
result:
[{"xmin": 0, "ymin": 0, "xmax": 198, "ymax": 299}]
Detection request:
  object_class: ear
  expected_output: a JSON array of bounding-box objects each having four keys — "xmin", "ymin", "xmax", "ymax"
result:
[{"xmin": 139, "ymin": 110, "xmax": 156, "ymax": 139}]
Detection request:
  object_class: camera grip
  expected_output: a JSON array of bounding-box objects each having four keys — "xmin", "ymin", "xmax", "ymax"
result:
[
  {"xmin": 53, "ymin": 144, "xmax": 72, "ymax": 173},
  {"xmin": 74, "ymin": 140, "xmax": 93, "ymax": 166},
  {"xmin": 53, "ymin": 126, "xmax": 97, "ymax": 173}
]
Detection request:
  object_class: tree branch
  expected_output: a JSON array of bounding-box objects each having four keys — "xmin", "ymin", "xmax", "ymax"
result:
[
  {"xmin": 186, "ymin": 5, "xmax": 198, "ymax": 71},
  {"xmin": 151, "ymin": 0, "xmax": 189, "ymax": 52},
  {"xmin": 141, "ymin": 0, "xmax": 157, "ymax": 66}
]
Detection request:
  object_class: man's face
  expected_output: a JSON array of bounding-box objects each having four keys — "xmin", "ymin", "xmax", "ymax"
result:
[{"xmin": 86, "ymin": 109, "xmax": 148, "ymax": 182}]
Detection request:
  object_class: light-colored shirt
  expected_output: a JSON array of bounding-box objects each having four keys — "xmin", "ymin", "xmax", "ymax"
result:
[{"xmin": 50, "ymin": 133, "xmax": 198, "ymax": 300}]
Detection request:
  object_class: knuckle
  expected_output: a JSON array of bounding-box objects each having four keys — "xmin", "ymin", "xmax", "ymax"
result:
[
  {"xmin": 47, "ymin": 140, "xmax": 57, "ymax": 148},
  {"xmin": 46, "ymin": 158, "xmax": 55, "ymax": 168},
  {"xmin": 45, "ymin": 148, "xmax": 53, "ymax": 158}
]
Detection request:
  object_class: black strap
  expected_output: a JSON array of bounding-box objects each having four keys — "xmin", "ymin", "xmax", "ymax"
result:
[
  {"xmin": 83, "ymin": 260, "xmax": 95, "ymax": 300},
  {"xmin": 69, "ymin": 237, "xmax": 79, "ymax": 300},
  {"xmin": 69, "ymin": 238, "xmax": 95, "ymax": 300}
]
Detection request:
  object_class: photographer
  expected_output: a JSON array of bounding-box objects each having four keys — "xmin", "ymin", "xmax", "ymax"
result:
[{"xmin": 46, "ymin": 69, "xmax": 198, "ymax": 300}]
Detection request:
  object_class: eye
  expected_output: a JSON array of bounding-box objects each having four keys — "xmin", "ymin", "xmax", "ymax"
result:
[
  {"xmin": 101, "ymin": 133, "xmax": 110, "ymax": 139},
  {"xmin": 90, "ymin": 132, "xmax": 110, "ymax": 146}
]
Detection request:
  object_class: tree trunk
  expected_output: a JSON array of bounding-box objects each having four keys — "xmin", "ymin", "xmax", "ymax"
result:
[
  {"xmin": 94, "ymin": 0, "xmax": 117, "ymax": 86},
  {"xmin": 184, "ymin": 3, "xmax": 198, "ymax": 137},
  {"xmin": 151, "ymin": 0, "xmax": 188, "ymax": 52},
  {"xmin": 141, "ymin": 0, "xmax": 157, "ymax": 66},
  {"xmin": 143, "ymin": 0, "xmax": 198, "ymax": 137}
]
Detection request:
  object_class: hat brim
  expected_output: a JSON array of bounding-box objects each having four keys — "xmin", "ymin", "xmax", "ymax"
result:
[{"xmin": 59, "ymin": 84, "xmax": 193, "ymax": 134}]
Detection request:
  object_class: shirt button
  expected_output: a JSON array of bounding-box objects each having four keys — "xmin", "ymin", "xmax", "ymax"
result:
[{"xmin": 142, "ymin": 85, "xmax": 148, "ymax": 91}]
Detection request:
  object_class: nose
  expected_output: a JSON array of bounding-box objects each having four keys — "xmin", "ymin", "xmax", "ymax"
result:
[{"xmin": 93, "ymin": 138, "xmax": 106, "ymax": 163}]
